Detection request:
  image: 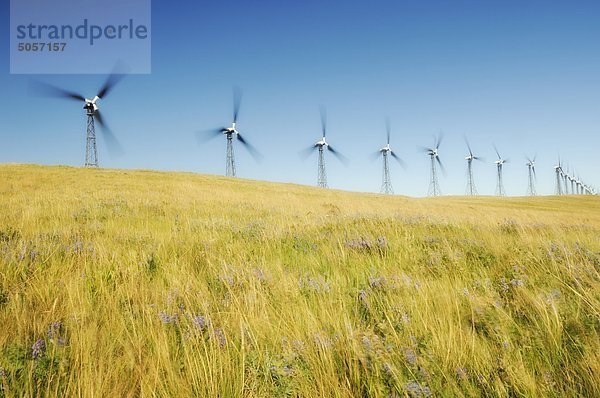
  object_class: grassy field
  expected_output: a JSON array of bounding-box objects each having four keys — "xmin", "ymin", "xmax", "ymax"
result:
[{"xmin": 0, "ymin": 164, "xmax": 598, "ymax": 397}]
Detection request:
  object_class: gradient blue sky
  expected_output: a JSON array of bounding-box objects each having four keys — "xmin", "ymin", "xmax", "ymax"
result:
[{"xmin": 1, "ymin": 0, "xmax": 599, "ymax": 196}]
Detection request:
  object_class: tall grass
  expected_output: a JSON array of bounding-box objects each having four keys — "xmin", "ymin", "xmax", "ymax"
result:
[{"xmin": 0, "ymin": 165, "xmax": 599, "ymax": 397}]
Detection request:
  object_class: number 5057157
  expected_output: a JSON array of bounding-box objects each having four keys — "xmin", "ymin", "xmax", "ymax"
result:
[{"xmin": 17, "ymin": 42, "xmax": 67, "ymax": 52}]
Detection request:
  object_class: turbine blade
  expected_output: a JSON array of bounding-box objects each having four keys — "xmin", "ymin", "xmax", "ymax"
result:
[
  {"xmin": 390, "ymin": 151, "xmax": 406, "ymax": 169},
  {"xmin": 436, "ymin": 133, "xmax": 444, "ymax": 149},
  {"xmin": 233, "ymin": 86, "xmax": 242, "ymax": 124},
  {"xmin": 436, "ymin": 156, "xmax": 447, "ymax": 176},
  {"xmin": 97, "ymin": 62, "xmax": 129, "ymax": 98},
  {"xmin": 493, "ymin": 145, "xmax": 501, "ymax": 160},
  {"xmin": 29, "ymin": 80, "xmax": 85, "ymax": 102},
  {"xmin": 195, "ymin": 128, "xmax": 223, "ymax": 144},
  {"xmin": 327, "ymin": 145, "xmax": 349, "ymax": 165},
  {"xmin": 418, "ymin": 146, "xmax": 434, "ymax": 153},
  {"xmin": 94, "ymin": 110, "xmax": 124, "ymax": 157},
  {"xmin": 464, "ymin": 136, "xmax": 473, "ymax": 157},
  {"xmin": 385, "ymin": 117, "xmax": 391, "ymax": 145},
  {"xmin": 320, "ymin": 106, "xmax": 327, "ymax": 138},
  {"xmin": 370, "ymin": 150, "xmax": 382, "ymax": 162},
  {"xmin": 236, "ymin": 133, "xmax": 262, "ymax": 161},
  {"xmin": 300, "ymin": 145, "xmax": 318, "ymax": 160}
]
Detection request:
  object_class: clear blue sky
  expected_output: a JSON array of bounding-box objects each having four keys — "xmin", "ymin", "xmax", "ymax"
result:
[{"xmin": 1, "ymin": 0, "xmax": 599, "ymax": 196}]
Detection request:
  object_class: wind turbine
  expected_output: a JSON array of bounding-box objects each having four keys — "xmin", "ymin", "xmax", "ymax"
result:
[
  {"xmin": 371, "ymin": 118, "xmax": 404, "ymax": 194},
  {"xmin": 526, "ymin": 155, "xmax": 537, "ymax": 196},
  {"xmin": 564, "ymin": 165, "xmax": 571, "ymax": 194},
  {"xmin": 301, "ymin": 107, "xmax": 347, "ymax": 188},
  {"xmin": 569, "ymin": 174, "xmax": 576, "ymax": 195},
  {"xmin": 420, "ymin": 135, "xmax": 445, "ymax": 196},
  {"xmin": 554, "ymin": 157, "xmax": 563, "ymax": 195},
  {"xmin": 585, "ymin": 184, "xmax": 594, "ymax": 195},
  {"xmin": 32, "ymin": 70, "xmax": 126, "ymax": 167},
  {"xmin": 464, "ymin": 138, "xmax": 482, "ymax": 196},
  {"xmin": 575, "ymin": 175, "xmax": 583, "ymax": 195},
  {"xmin": 493, "ymin": 145, "xmax": 508, "ymax": 196},
  {"xmin": 199, "ymin": 88, "xmax": 261, "ymax": 177}
]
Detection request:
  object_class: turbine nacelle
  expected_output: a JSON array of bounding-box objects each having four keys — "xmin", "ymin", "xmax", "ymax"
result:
[
  {"xmin": 83, "ymin": 96, "xmax": 100, "ymax": 113},
  {"xmin": 220, "ymin": 121, "xmax": 238, "ymax": 134},
  {"xmin": 222, "ymin": 128, "xmax": 237, "ymax": 136},
  {"xmin": 315, "ymin": 137, "xmax": 328, "ymax": 148}
]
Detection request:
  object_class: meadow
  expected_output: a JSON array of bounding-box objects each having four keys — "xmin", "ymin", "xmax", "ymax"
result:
[{"xmin": 0, "ymin": 164, "xmax": 598, "ymax": 397}]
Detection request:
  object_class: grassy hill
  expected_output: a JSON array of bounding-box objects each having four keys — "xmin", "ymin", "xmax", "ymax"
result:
[{"xmin": 0, "ymin": 164, "xmax": 598, "ymax": 397}]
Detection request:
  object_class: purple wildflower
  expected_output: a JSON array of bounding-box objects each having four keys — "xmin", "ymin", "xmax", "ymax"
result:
[
  {"xmin": 47, "ymin": 321, "xmax": 66, "ymax": 346},
  {"xmin": 345, "ymin": 236, "xmax": 387, "ymax": 253},
  {"xmin": 213, "ymin": 328, "xmax": 227, "ymax": 348},
  {"xmin": 313, "ymin": 332, "xmax": 332, "ymax": 349},
  {"xmin": 71, "ymin": 241, "xmax": 84, "ymax": 254},
  {"xmin": 159, "ymin": 311, "xmax": 178, "ymax": 324},
  {"xmin": 192, "ymin": 315, "xmax": 209, "ymax": 331},
  {"xmin": 31, "ymin": 338, "xmax": 45, "ymax": 360},
  {"xmin": 292, "ymin": 339, "xmax": 305, "ymax": 352},
  {"xmin": 299, "ymin": 274, "xmax": 330, "ymax": 293},
  {"xmin": 403, "ymin": 347, "xmax": 417, "ymax": 365},
  {"xmin": 358, "ymin": 289, "xmax": 369, "ymax": 304},
  {"xmin": 404, "ymin": 381, "xmax": 431, "ymax": 397},
  {"xmin": 362, "ymin": 335, "xmax": 373, "ymax": 353},
  {"xmin": 29, "ymin": 249, "xmax": 39, "ymax": 262},
  {"xmin": 510, "ymin": 278, "xmax": 525, "ymax": 287},
  {"xmin": 545, "ymin": 289, "xmax": 561, "ymax": 304},
  {"xmin": 499, "ymin": 278, "xmax": 509, "ymax": 294},
  {"xmin": 47, "ymin": 321, "xmax": 62, "ymax": 339},
  {"xmin": 368, "ymin": 276, "xmax": 386, "ymax": 290}
]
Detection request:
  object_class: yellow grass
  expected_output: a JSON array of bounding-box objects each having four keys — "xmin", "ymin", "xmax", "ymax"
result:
[{"xmin": 0, "ymin": 164, "xmax": 599, "ymax": 397}]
